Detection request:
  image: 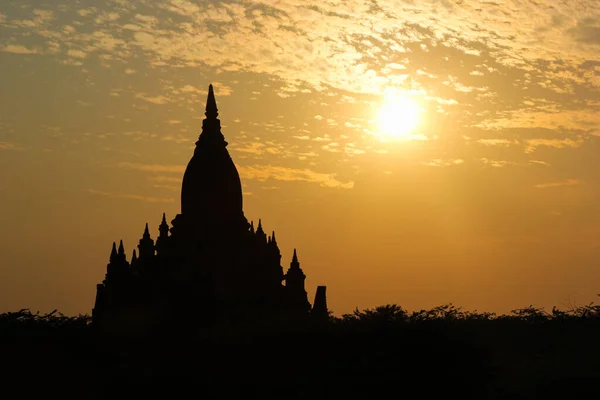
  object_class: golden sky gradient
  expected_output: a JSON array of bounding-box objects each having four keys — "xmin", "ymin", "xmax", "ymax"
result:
[{"xmin": 1, "ymin": 0, "xmax": 600, "ymax": 316}]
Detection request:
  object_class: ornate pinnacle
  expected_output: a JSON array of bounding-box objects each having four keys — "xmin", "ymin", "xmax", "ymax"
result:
[
  {"xmin": 205, "ymin": 84, "xmax": 218, "ymax": 120},
  {"xmin": 109, "ymin": 242, "xmax": 117, "ymax": 263}
]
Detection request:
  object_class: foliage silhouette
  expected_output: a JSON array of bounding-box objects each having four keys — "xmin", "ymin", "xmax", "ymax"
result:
[{"xmin": 2, "ymin": 299, "xmax": 600, "ymax": 398}]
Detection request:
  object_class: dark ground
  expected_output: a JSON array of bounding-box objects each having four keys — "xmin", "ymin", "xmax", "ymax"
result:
[{"xmin": 2, "ymin": 305, "xmax": 600, "ymax": 399}]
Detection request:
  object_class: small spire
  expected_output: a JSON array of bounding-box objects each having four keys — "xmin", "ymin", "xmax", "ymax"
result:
[
  {"xmin": 205, "ymin": 84, "xmax": 218, "ymax": 120},
  {"xmin": 256, "ymin": 219, "xmax": 264, "ymax": 233},
  {"xmin": 109, "ymin": 242, "xmax": 117, "ymax": 262},
  {"xmin": 292, "ymin": 248, "xmax": 298, "ymax": 263},
  {"xmin": 250, "ymin": 221, "xmax": 255, "ymax": 234},
  {"xmin": 271, "ymin": 231, "xmax": 277, "ymax": 244},
  {"xmin": 143, "ymin": 223, "xmax": 150, "ymax": 238},
  {"xmin": 118, "ymin": 240, "xmax": 125, "ymax": 255},
  {"xmin": 158, "ymin": 213, "xmax": 169, "ymax": 236},
  {"xmin": 131, "ymin": 249, "xmax": 138, "ymax": 263},
  {"xmin": 268, "ymin": 236, "xmax": 271, "ymax": 244}
]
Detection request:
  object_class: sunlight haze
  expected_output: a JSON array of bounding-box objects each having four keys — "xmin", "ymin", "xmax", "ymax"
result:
[{"xmin": 1, "ymin": 0, "xmax": 600, "ymax": 317}]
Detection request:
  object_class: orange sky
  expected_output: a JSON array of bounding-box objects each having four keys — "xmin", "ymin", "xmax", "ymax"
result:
[{"xmin": 1, "ymin": 1, "xmax": 600, "ymax": 316}]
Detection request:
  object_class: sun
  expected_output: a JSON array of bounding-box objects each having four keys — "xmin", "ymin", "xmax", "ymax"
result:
[{"xmin": 377, "ymin": 92, "xmax": 422, "ymax": 140}]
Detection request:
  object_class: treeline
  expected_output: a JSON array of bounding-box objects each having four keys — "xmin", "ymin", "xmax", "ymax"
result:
[
  {"xmin": 334, "ymin": 301, "xmax": 600, "ymax": 325},
  {"xmin": 2, "ymin": 299, "xmax": 600, "ymax": 331},
  {"xmin": 2, "ymin": 302, "xmax": 600, "ymax": 398}
]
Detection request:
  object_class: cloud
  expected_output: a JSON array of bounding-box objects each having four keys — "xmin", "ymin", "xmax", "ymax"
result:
[
  {"xmin": 525, "ymin": 138, "xmax": 583, "ymax": 153},
  {"xmin": 1, "ymin": 0, "xmax": 600, "ymax": 186},
  {"xmin": 528, "ymin": 160, "xmax": 551, "ymax": 167},
  {"xmin": 232, "ymin": 142, "xmax": 266, "ymax": 155},
  {"xmin": 1, "ymin": 44, "xmax": 39, "ymax": 54},
  {"xmin": 568, "ymin": 18, "xmax": 600, "ymax": 44},
  {"xmin": 86, "ymin": 189, "xmax": 175, "ymax": 203},
  {"xmin": 149, "ymin": 176, "xmax": 182, "ymax": 184},
  {"xmin": 422, "ymin": 159, "xmax": 464, "ymax": 167},
  {"xmin": 477, "ymin": 139, "xmax": 519, "ymax": 147},
  {"xmin": 67, "ymin": 49, "xmax": 87, "ymax": 59},
  {"xmin": 534, "ymin": 179, "xmax": 584, "ymax": 189},
  {"xmin": 116, "ymin": 162, "xmax": 352, "ymax": 190},
  {"xmin": 135, "ymin": 93, "xmax": 172, "ymax": 105},
  {"xmin": 479, "ymin": 158, "xmax": 518, "ymax": 168},
  {"xmin": 0, "ymin": 142, "xmax": 23, "ymax": 150},
  {"xmin": 117, "ymin": 162, "xmax": 185, "ymax": 173},
  {"xmin": 211, "ymin": 82, "xmax": 232, "ymax": 96},
  {"xmin": 238, "ymin": 164, "xmax": 354, "ymax": 189}
]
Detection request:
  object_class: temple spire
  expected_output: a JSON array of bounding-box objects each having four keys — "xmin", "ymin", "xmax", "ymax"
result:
[
  {"xmin": 138, "ymin": 223, "xmax": 155, "ymax": 260},
  {"xmin": 271, "ymin": 231, "xmax": 277, "ymax": 245},
  {"xmin": 117, "ymin": 240, "xmax": 127, "ymax": 263},
  {"xmin": 284, "ymin": 247, "xmax": 310, "ymax": 314},
  {"xmin": 131, "ymin": 249, "xmax": 138, "ymax": 264},
  {"xmin": 205, "ymin": 84, "xmax": 218, "ymax": 120},
  {"xmin": 109, "ymin": 242, "xmax": 117, "ymax": 263},
  {"xmin": 158, "ymin": 214, "xmax": 169, "ymax": 236}
]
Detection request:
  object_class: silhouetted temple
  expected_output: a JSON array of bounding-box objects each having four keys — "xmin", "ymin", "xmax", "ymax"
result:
[{"xmin": 92, "ymin": 85, "xmax": 328, "ymax": 330}]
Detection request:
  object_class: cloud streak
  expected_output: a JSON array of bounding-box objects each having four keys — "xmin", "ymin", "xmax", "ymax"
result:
[
  {"xmin": 534, "ymin": 179, "xmax": 584, "ymax": 189},
  {"xmin": 86, "ymin": 189, "xmax": 175, "ymax": 203}
]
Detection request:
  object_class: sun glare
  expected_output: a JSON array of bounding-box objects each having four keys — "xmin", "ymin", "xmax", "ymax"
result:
[{"xmin": 377, "ymin": 92, "xmax": 422, "ymax": 140}]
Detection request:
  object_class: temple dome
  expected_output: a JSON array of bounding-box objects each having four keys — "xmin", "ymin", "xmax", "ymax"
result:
[{"xmin": 180, "ymin": 85, "xmax": 243, "ymax": 226}]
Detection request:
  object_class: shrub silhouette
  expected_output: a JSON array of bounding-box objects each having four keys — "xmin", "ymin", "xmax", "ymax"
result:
[{"xmin": 2, "ymin": 299, "xmax": 600, "ymax": 398}]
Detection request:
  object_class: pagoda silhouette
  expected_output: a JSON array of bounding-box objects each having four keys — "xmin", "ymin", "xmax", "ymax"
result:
[{"xmin": 92, "ymin": 85, "xmax": 328, "ymax": 331}]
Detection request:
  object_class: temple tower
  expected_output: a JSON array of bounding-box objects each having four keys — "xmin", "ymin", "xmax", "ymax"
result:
[
  {"xmin": 180, "ymin": 84, "xmax": 245, "ymax": 231},
  {"xmin": 284, "ymin": 249, "xmax": 311, "ymax": 313}
]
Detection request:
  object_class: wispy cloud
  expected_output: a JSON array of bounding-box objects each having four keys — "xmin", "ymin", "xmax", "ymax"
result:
[
  {"xmin": 422, "ymin": 159, "xmax": 464, "ymax": 167},
  {"xmin": 0, "ymin": 142, "xmax": 23, "ymax": 150},
  {"xmin": 117, "ymin": 162, "xmax": 185, "ymax": 173},
  {"xmin": 479, "ymin": 158, "xmax": 518, "ymax": 168},
  {"xmin": 525, "ymin": 138, "xmax": 583, "ymax": 154},
  {"xmin": 86, "ymin": 189, "xmax": 175, "ymax": 203},
  {"xmin": 534, "ymin": 179, "xmax": 584, "ymax": 189},
  {"xmin": 1, "ymin": 44, "xmax": 39, "ymax": 54},
  {"xmin": 238, "ymin": 165, "xmax": 354, "ymax": 189},
  {"xmin": 135, "ymin": 93, "xmax": 172, "ymax": 105},
  {"xmin": 477, "ymin": 139, "xmax": 519, "ymax": 147}
]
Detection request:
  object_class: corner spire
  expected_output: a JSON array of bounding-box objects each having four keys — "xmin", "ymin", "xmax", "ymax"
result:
[
  {"xmin": 161, "ymin": 212, "xmax": 167, "ymax": 225},
  {"xmin": 205, "ymin": 84, "xmax": 218, "ymax": 120},
  {"xmin": 118, "ymin": 240, "xmax": 125, "ymax": 255},
  {"xmin": 271, "ymin": 231, "xmax": 277, "ymax": 245},
  {"xmin": 292, "ymin": 248, "xmax": 298, "ymax": 263},
  {"xmin": 109, "ymin": 242, "xmax": 117, "ymax": 263},
  {"xmin": 143, "ymin": 223, "xmax": 150, "ymax": 238}
]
